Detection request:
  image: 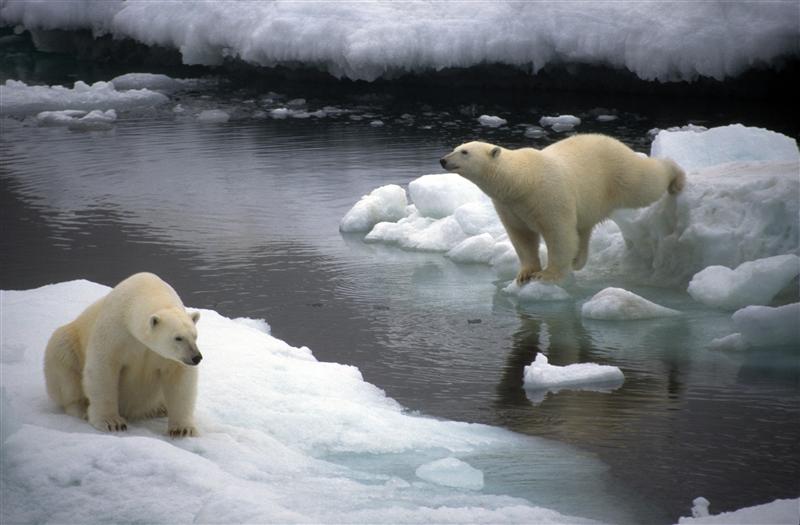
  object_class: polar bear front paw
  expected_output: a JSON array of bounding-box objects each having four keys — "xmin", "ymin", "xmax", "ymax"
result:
[
  {"xmin": 530, "ymin": 269, "xmax": 564, "ymax": 282},
  {"xmin": 90, "ymin": 414, "xmax": 128, "ymax": 432},
  {"xmin": 168, "ymin": 424, "xmax": 197, "ymax": 438}
]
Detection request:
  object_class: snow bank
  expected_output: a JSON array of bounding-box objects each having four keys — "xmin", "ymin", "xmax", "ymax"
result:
[
  {"xmin": 687, "ymin": 255, "xmax": 800, "ymax": 310},
  {"xmin": 523, "ymin": 354, "xmax": 624, "ymax": 404},
  {"xmin": 0, "ymin": 79, "xmax": 168, "ymax": 117},
  {"xmin": 346, "ymin": 124, "xmax": 799, "ymax": 291},
  {"xmin": 581, "ymin": 287, "xmax": 680, "ymax": 320},
  {"xmin": 415, "ymin": 457, "xmax": 484, "ymax": 491},
  {"xmin": 339, "ymin": 185, "xmax": 409, "ymax": 233},
  {"xmin": 0, "ymin": 280, "xmax": 600, "ymax": 524},
  {"xmin": 676, "ymin": 498, "xmax": 799, "ymax": 524},
  {"xmin": 3, "ymin": 1, "xmax": 796, "ymax": 82}
]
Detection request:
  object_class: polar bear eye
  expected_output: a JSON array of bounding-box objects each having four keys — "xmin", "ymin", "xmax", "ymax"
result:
[
  {"xmin": 175, "ymin": 336, "xmax": 183, "ymax": 342},
  {"xmin": 461, "ymin": 150, "xmax": 468, "ymax": 155}
]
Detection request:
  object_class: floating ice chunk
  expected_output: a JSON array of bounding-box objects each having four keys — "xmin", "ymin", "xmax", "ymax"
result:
[
  {"xmin": 687, "ymin": 255, "xmax": 800, "ymax": 310},
  {"xmin": 1, "ymin": 79, "xmax": 168, "ymax": 116},
  {"xmin": 446, "ymin": 233, "xmax": 496, "ymax": 264},
  {"xmin": 369, "ymin": 120, "xmax": 384, "ymax": 127},
  {"xmin": 676, "ymin": 497, "xmax": 799, "ymax": 524},
  {"xmin": 367, "ymin": 214, "xmax": 468, "ymax": 252},
  {"xmin": 110, "ymin": 73, "xmax": 184, "ymax": 92},
  {"xmin": 197, "ymin": 109, "xmax": 230, "ymax": 123},
  {"xmin": 408, "ymin": 173, "xmax": 488, "ymax": 219},
  {"xmin": 523, "ymin": 354, "xmax": 624, "ymax": 403},
  {"xmin": 36, "ymin": 108, "xmax": 117, "ymax": 130},
  {"xmin": 339, "ymin": 185, "xmax": 409, "ymax": 233},
  {"xmin": 539, "ymin": 115, "xmax": 581, "ymax": 132},
  {"xmin": 36, "ymin": 109, "xmax": 88, "ymax": 125},
  {"xmin": 691, "ymin": 497, "xmax": 711, "ymax": 518},
  {"xmin": 269, "ymin": 108, "xmax": 291, "ymax": 119},
  {"xmin": 596, "ymin": 115, "xmax": 618, "ymax": 122},
  {"xmin": 452, "ymin": 201, "xmax": 503, "ymax": 236},
  {"xmin": 286, "ymin": 98, "xmax": 306, "ymax": 108},
  {"xmin": 478, "ymin": 114, "xmax": 507, "ymax": 128},
  {"xmin": 503, "ymin": 281, "xmax": 570, "ymax": 302},
  {"xmin": 415, "ymin": 457, "xmax": 484, "ymax": 491},
  {"xmin": 652, "ymin": 124, "xmax": 800, "ymax": 173},
  {"xmin": 524, "ymin": 126, "xmax": 547, "ymax": 138},
  {"xmin": 706, "ymin": 333, "xmax": 747, "ymax": 352},
  {"xmin": 581, "ymin": 287, "xmax": 680, "ymax": 320},
  {"xmin": 732, "ymin": 303, "xmax": 800, "ymax": 348}
]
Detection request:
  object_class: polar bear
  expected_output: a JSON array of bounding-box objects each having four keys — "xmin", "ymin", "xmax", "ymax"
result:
[
  {"xmin": 44, "ymin": 272, "xmax": 202, "ymax": 437},
  {"xmin": 440, "ymin": 135, "xmax": 685, "ymax": 282}
]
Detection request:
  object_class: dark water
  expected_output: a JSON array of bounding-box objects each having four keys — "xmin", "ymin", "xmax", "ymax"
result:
[{"xmin": 2, "ymin": 57, "xmax": 799, "ymax": 524}]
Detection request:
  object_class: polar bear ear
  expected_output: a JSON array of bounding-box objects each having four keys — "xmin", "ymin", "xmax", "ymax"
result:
[
  {"xmin": 190, "ymin": 311, "xmax": 201, "ymax": 324},
  {"xmin": 149, "ymin": 315, "xmax": 160, "ymax": 329},
  {"xmin": 490, "ymin": 146, "xmax": 501, "ymax": 158}
]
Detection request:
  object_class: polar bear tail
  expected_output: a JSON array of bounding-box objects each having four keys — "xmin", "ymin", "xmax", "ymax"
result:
[{"xmin": 664, "ymin": 158, "xmax": 686, "ymax": 195}]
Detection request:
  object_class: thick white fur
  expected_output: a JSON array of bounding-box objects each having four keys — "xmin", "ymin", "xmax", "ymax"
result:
[
  {"xmin": 44, "ymin": 272, "xmax": 202, "ymax": 437},
  {"xmin": 441, "ymin": 135, "xmax": 685, "ymax": 282}
]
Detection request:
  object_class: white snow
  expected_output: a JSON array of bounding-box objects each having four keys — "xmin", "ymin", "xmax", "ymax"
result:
[
  {"xmin": 503, "ymin": 281, "xmax": 570, "ymax": 302},
  {"xmin": 0, "ymin": 280, "xmax": 600, "ymax": 524},
  {"xmin": 676, "ymin": 498, "xmax": 799, "ymax": 525},
  {"xmin": 581, "ymin": 287, "xmax": 680, "ymax": 320},
  {"xmin": 415, "ymin": 457, "xmax": 485, "ymax": 491},
  {"xmin": 0, "ymin": 79, "xmax": 168, "ymax": 117},
  {"xmin": 196, "ymin": 109, "xmax": 230, "ymax": 123},
  {"xmin": 539, "ymin": 115, "xmax": 581, "ymax": 132},
  {"xmin": 690, "ymin": 497, "xmax": 711, "ymax": 518},
  {"xmin": 3, "ymin": 1, "xmax": 795, "ymax": 83},
  {"xmin": 339, "ymin": 185, "xmax": 409, "ymax": 233},
  {"xmin": 522, "ymin": 354, "xmax": 624, "ymax": 404},
  {"xmin": 687, "ymin": 254, "xmax": 800, "ymax": 310},
  {"xmin": 409, "ymin": 173, "xmax": 489, "ymax": 220},
  {"xmin": 446, "ymin": 233, "xmax": 496, "ymax": 264},
  {"xmin": 478, "ymin": 115, "xmax": 507, "ymax": 128}
]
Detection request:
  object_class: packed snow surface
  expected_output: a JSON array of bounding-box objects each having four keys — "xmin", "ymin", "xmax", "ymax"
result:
[
  {"xmin": 523, "ymin": 354, "xmax": 624, "ymax": 393},
  {"xmin": 2, "ymin": 1, "xmax": 797, "ymax": 82},
  {"xmin": 581, "ymin": 287, "xmax": 680, "ymax": 320},
  {"xmin": 0, "ymin": 79, "xmax": 168, "ymax": 116},
  {"xmin": 676, "ymin": 498, "xmax": 800, "ymax": 524},
  {"xmin": 687, "ymin": 255, "xmax": 800, "ymax": 310},
  {"xmin": 1, "ymin": 280, "xmax": 601, "ymax": 524}
]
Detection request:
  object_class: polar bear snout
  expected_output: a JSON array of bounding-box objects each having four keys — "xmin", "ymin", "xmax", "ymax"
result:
[
  {"xmin": 439, "ymin": 157, "xmax": 448, "ymax": 169},
  {"xmin": 189, "ymin": 352, "xmax": 203, "ymax": 366}
]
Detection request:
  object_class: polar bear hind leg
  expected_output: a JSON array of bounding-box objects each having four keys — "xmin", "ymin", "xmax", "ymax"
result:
[{"xmin": 44, "ymin": 325, "xmax": 88, "ymax": 420}]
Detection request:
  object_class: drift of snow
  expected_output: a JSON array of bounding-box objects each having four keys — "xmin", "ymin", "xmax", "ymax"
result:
[
  {"xmin": 523, "ymin": 354, "xmax": 624, "ymax": 404},
  {"xmin": 0, "ymin": 79, "xmax": 168, "ymax": 117},
  {"xmin": 687, "ymin": 254, "xmax": 800, "ymax": 310},
  {"xmin": 1, "ymin": 280, "xmax": 606, "ymax": 525},
  {"xmin": 581, "ymin": 287, "xmax": 680, "ymax": 320},
  {"xmin": 339, "ymin": 185, "xmax": 409, "ymax": 233},
  {"xmin": 676, "ymin": 498, "xmax": 799, "ymax": 524},
  {"xmin": 415, "ymin": 457, "xmax": 485, "ymax": 491},
  {"xmin": 4, "ymin": 1, "xmax": 796, "ymax": 83}
]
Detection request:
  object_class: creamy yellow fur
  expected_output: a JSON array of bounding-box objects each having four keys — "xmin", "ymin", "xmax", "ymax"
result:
[
  {"xmin": 441, "ymin": 135, "xmax": 685, "ymax": 282},
  {"xmin": 44, "ymin": 272, "xmax": 202, "ymax": 437}
]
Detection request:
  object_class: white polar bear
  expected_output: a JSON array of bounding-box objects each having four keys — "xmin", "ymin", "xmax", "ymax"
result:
[
  {"xmin": 44, "ymin": 272, "xmax": 202, "ymax": 437},
  {"xmin": 440, "ymin": 135, "xmax": 685, "ymax": 282}
]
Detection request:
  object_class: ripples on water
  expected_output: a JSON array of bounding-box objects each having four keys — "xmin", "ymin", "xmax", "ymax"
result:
[{"xmin": 2, "ymin": 87, "xmax": 798, "ymax": 524}]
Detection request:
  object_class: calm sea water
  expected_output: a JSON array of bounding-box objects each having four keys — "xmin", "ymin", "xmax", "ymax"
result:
[{"xmin": 2, "ymin": 61, "xmax": 798, "ymax": 524}]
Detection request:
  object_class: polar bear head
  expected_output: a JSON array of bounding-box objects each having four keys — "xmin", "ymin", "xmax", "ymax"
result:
[
  {"xmin": 439, "ymin": 141, "xmax": 502, "ymax": 184},
  {"xmin": 145, "ymin": 308, "xmax": 202, "ymax": 366}
]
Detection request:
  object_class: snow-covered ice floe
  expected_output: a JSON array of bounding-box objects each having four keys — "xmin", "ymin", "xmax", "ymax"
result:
[
  {"xmin": 581, "ymin": 287, "xmax": 680, "ymax": 321},
  {"xmin": 1, "ymin": 280, "xmax": 605, "ymax": 524},
  {"xmin": 344, "ymin": 124, "xmax": 799, "ymax": 290},
  {"xmin": 35, "ymin": 109, "xmax": 117, "ymax": 131},
  {"xmin": 1, "ymin": 79, "xmax": 168, "ymax": 117},
  {"xmin": 3, "ymin": 1, "xmax": 796, "ymax": 83},
  {"xmin": 523, "ymin": 354, "xmax": 624, "ymax": 404},
  {"xmin": 675, "ymin": 497, "xmax": 799, "ymax": 524},
  {"xmin": 708, "ymin": 303, "xmax": 800, "ymax": 351}
]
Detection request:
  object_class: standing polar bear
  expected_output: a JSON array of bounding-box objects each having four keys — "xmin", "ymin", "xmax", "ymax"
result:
[
  {"xmin": 440, "ymin": 134, "xmax": 685, "ymax": 282},
  {"xmin": 44, "ymin": 272, "xmax": 202, "ymax": 437}
]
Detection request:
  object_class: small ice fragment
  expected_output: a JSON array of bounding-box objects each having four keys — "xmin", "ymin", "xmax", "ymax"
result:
[
  {"xmin": 503, "ymin": 281, "xmax": 570, "ymax": 302},
  {"xmin": 415, "ymin": 457, "xmax": 484, "ymax": 491},
  {"xmin": 691, "ymin": 497, "xmax": 710, "ymax": 518},
  {"xmin": 478, "ymin": 114, "xmax": 507, "ymax": 128},
  {"xmin": 581, "ymin": 287, "xmax": 680, "ymax": 320}
]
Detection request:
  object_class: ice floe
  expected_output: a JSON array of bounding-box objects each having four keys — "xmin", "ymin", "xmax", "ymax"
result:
[
  {"xmin": 522, "ymin": 354, "xmax": 624, "ymax": 404},
  {"xmin": 581, "ymin": 287, "xmax": 680, "ymax": 320}
]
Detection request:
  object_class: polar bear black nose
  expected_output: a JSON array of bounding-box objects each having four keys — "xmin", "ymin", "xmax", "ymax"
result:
[
  {"xmin": 191, "ymin": 354, "xmax": 203, "ymax": 365},
  {"xmin": 439, "ymin": 158, "xmax": 447, "ymax": 168}
]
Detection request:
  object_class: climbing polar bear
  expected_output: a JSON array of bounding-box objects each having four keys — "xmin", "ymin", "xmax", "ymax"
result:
[
  {"xmin": 44, "ymin": 272, "xmax": 202, "ymax": 437},
  {"xmin": 440, "ymin": 135, "xmax": 685, "ymax": 282}
]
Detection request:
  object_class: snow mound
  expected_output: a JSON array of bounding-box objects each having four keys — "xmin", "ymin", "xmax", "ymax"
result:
[
  {"xmin": 581, "ymin": 287, "xmax": 680, "ymax": 320},
  {"xmin": 687, "ymin": 254, "xmax": 800, "ymax": 310},
  {"xmin": 415, "ymin": 457, "xmax": 485, "ymax": 491},
  {"xmin": 0, "ymin": 79, "xmax": 169, "ymax": 117},
  {"xmin": 503, "ymin": 281, "xmax": 570, "ymax": 302},
  {"xmin": 676, "ymin": 497, "xmax": 799, "ymax": 524},
  {"xmin": 36, "ymin": 109, "xmax": 117, "ymax": 131},
  {"xmin": 1, "ymin": 280, "xmax": 602, "ymax": 524},
  {"xmin": 652, "ymin": 124, "xmax": 800, "ymax": 173},
  {"xmin": 4, "ymin": 1, "xmax": 796, "ymax": 82},
  {"xmin": 523, "ymin": 354, "xmax": 624, "ymax": 404},
  {"xmin": 339, "ymin": 185, "xmax": 408, "ymax": 233}
]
